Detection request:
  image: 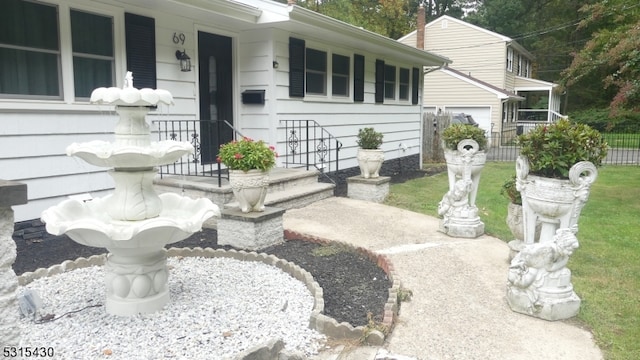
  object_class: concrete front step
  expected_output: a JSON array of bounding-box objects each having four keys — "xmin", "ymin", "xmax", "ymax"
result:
[
  {"xmin": 154, "ymin": 167, "xmax": 335, "ymax": 213},
  {"xmin": 225, "ymin": 182, "xmax": 334, "ymax": 210}
]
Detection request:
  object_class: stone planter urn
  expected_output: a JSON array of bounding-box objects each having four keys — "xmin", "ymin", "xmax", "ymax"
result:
[
  {"xmin": 357, "ymin": 148, "xmax": 384, "ymax": 179},
  {"xmin": 438, "ymin": 139, "xmax": 486, "ymax": 238},
  {"xmin": 516, "ymin": 156, "xmax": 597, "ymax": 244},
  {"xmin": 506, "ymin": 202, "xmax": 524, "ymax": 242},
  {"xmin": 229, "ymin": 169, "xmax": 269, "ymax": 213}
]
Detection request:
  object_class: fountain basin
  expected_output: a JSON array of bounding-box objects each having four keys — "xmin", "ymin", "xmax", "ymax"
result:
[
  {"xmin": 90, "ymin": 86, "xmax": 173, "ymax": 107},
  {"xmin": 42, "ymin": 193, "xmax": 218, "ymax": 246},
  {"xmin": 67, "ymin": 140, "xmax": 194, "ymax": 168},
  {"xmin": 42, "ymin": 193, "xmax": 219, "ymax": 316}
]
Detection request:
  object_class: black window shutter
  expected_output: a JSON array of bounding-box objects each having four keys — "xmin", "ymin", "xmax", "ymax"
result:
[
  {"xmin": 289, "ymin": 37, "xmax": 305, "ymax": 98},
  {"xmin": 375, "ymin": 59, "xmax": 385, "ymax": 103},
  {"xmin": 125, "ymin": 13, "xmax": 156, "ymax": 89},
  {"xmin": 353, "ymin": 54, "xmax": 365, "ymax": 102},
  {"xmin": 412, "ymin": 67, "xmax": 420, "ymax": 104}
]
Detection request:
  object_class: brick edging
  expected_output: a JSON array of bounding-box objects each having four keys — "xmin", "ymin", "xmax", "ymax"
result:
[{"xmin": 284, "ymin": 229, "xmax": 401, "ymax": 345}]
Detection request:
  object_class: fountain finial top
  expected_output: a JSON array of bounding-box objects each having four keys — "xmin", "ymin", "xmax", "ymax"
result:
[
  {"xmin": 90, "ymin": 72, "xmax": 173, "ymax": 106},
  {"xmin": 124, "ymin": 71, "xmax": 134, "ymax": 89}
]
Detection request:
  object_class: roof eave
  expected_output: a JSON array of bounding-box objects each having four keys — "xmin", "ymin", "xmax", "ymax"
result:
[
  {"xmin": 289, "ymin": 6, "xmax": 450, "ymax": 66},
  {"xmin": 167, "ymin": 0, "xmax": 262, "ymax": 23}
]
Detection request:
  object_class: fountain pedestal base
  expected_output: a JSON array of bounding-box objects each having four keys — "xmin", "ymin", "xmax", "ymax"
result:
[{"xmin": 105, "ymin": 248, "xmax": 170, "ymax": 316}]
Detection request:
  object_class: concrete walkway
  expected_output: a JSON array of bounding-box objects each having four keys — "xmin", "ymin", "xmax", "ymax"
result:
[{"xmin": 283, "ymin": 197, "xmax": 603, "ymax": 360}]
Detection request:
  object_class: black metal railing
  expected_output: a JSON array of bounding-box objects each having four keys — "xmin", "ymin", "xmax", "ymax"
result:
[
  {"xmin": 486, "ymin": 124, "xmax": 640, "ymax": 165},
  {"xmin": 153, "ymin": 119, "xmax": 245, "ymax": 186},
  {"xmin": 279, "ymin": 120, "xmax": 342, "ymax": 182}
]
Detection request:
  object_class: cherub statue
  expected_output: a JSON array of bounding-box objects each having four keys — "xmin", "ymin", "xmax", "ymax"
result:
[
  {"xmin": 507, "ymin": 228, "xmax": 579, "ymax": 314},
  {"xmin": 438, "ymin": 178, "xmax": 471, "ymax": 217}
]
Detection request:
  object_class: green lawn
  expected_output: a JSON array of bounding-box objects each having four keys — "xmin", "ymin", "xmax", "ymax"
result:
[
  {"xmin": 602, "ymin": 133, "xmax": 640, "ymax": 149},
  {"xmin": 385, "ymin": 162, "xmax": 640, "ymax": 360}
]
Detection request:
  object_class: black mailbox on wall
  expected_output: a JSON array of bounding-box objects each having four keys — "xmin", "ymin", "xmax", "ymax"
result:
[{"xmin": 241, "ymin": 90, "xmax": 265, "ymax": 104}]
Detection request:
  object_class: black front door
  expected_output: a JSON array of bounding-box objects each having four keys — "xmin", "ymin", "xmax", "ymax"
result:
[{"xmin": 198, "ymin": 32, "xmax": 233, "ymax": 164}]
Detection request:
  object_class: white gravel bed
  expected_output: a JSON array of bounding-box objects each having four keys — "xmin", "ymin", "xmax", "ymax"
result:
[{"xmin": 18, "ymin": 256, "xmax": 326, "ymax": 359}]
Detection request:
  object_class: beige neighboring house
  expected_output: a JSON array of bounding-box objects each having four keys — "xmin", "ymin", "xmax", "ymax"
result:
[{"xmin": 399, "ymin": 14, "xmax": 565, "ymax": 140}]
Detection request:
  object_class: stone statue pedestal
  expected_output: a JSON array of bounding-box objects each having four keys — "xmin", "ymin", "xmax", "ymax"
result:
[
  {"xmin": 0, "ymin": 180, "xmax": 27, "ymax": 346},
  {"xmin": 438, "ymin": 206, "xmax": 484, "ymax": 238},
  {"xmin": 218, "ymin": 207, "xmax": 285, "ymax": 250},
  {"xmin": 347, "ymin": 175, "xmax": 390, "ymax": 203},
  {"xmin": 506, "ymin": 228, "xmax": 581, "ymax": 321},
  {"xmin": 507, "ymin": 268, "xmax": 581, "ymax": 321}
]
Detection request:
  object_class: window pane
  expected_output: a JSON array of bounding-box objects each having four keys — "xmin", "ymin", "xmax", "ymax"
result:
[
  {"xmin": 399, "ymin": 68, "xmax": 409, "ymax": 100},
  {"xmin": 71, "ymin": 10, "xmax": 113, "ymax": 56},
  {"xmin": 384, "ymin": 65, "xmax": 396, "ymax": 99},
  {"xmin": 306, "ymin": 72, "xmax": 325, "ymax": 94},
  {"xmin": 385, "ymin": 65, "xmax": 396, "ymax": 81},
  {"xmin": 306, "ymin": 49, "xmax": 326, "ymax": 72},
  {"xmin": 332, "ymin": 76, "xmax": 348, "ymax": 96},
  {"xmin": 71, "ymin": 9, "xmax": 114, "ymax": 97},
  {"xmin": 73, "ymin": 57, "xmax": 113, "ymax": 98},
  {"xmin": 332, "ymin": 54, "xmax": 349, "ymax": 96},
  {"xmin": 0, "ymin": 48, "xmax": 59, "ymax": 96},
  {"xmin": 332, "ymin": 54, "xmax": 349, "ymax": 75},
  {"xmin": 1, "ymin": 0, "xmax": 59, "ymax": 50},
  {"xmin": 400, "ymin": 68, "xmax": 409, "ymax": 83}
]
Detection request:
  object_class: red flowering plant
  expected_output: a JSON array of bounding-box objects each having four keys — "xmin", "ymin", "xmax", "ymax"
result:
[{"xmin": 217, "ymin": 137, "xmax": 277, "ymax": 172}]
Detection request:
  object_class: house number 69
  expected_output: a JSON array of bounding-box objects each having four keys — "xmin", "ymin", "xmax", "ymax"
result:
[{"xmin": 173, "ymin": 33, "xmax": 186, "ymax": 45}]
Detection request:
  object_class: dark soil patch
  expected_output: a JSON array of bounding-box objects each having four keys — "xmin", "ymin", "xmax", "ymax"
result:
[{"xmin": 261, "ymin": 240, "xmax": 389, "ymax": 326}]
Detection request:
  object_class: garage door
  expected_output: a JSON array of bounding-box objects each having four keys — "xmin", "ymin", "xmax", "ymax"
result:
[{"xmin": 444, "ymin": 106, "xmax": 492, "ymax": 136}]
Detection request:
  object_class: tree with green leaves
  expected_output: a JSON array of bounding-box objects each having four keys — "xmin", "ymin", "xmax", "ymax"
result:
[
  {"xmin": 562, "ymin": 0, "xmax": 640, "ymax": 114},
  {"xmin": 275, "ymin": 0, "xmax": 469, "ymax": 39}
]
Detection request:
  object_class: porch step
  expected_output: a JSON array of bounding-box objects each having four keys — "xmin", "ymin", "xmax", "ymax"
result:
[
  {"xmin": 226, "ymin": 181, "xmax": 334, "ymax": 210},
  {"xmin": 154, "ymin": 167, "xmax": 335, "ymax": 217}
]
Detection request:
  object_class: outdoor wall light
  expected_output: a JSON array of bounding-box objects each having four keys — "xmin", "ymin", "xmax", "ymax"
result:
[
  {"xmin": 272, "ymin": 61, "xmax": 279, "ymax": 69},
  {"xmin": 175, "ymin": 50, "xmax": 191, "ymax": 72}
]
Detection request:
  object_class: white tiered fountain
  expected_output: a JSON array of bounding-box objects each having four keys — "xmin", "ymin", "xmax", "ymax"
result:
[{"xmin": 41, "ymin": 72, "xmax": 219, "ymax": 316}]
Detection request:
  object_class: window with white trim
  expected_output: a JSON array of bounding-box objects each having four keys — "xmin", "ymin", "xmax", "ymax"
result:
[
  {"xmin": 399, "ymin": 68, "xmax": 410, "ymax": 100},
  {"xmin": 506, "ymin": 47, "xmax": 513, "ymax": 72},
  {"xmin": 71, "ymin": 9, "xmax": 114, "ymax": 98},
  {"xmin": 1, "ymin": 0, "xmax": 117, "ymax": 100},
  {"xmin": 1, "ymin": 0, "xmax": 61, "ymax": 98},
  {"xmin": 384, "ymin": 65, "xmax": 396, "ymax": 99},
  {"xmin": 517, "ymin": 53, "xmax": 523, "ymax": 76},
  {"xmin": 332, "ymin": 53, "xmax": 349, "ymax": 97},
  {"xmin": 306, "ymin": 48, "xmax": 327, "ymax": 95}
]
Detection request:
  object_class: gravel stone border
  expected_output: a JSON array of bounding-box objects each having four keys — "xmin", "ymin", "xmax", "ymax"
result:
[{"xmin": 17, "ymin": 238, "xmax": 400, "ymax": 352}]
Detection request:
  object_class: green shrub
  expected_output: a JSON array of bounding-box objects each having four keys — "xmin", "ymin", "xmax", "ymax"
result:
[
  {"xmin": 517, "ymin": 118, "xmax": 608, "ymax": 178},
  {"xmin": 442, "ymin": 124, "xmax": 487, "ymax": 151},
  {"xmin": 357, "ymin": 128, "xmax": 384, "ymax": 149}
]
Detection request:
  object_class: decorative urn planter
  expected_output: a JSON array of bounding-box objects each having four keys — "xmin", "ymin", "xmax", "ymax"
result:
[
  {"xmin": 506, "ymin": 202, "xmax": 525, "ymax": 243},
  {"xmin": 516, "ymin": 156, "xmax": 597, "ymax": 245},
  {"xmin": 357, "ymin": 148, "xmax": 384, "ymax": 179},
  {"xmin": 438, "ymin": 139, "xmax": 486, "ymax": 238},
  {"xmin": 228, "ymin": 169, "xmax": 270, "ymax": 213}
]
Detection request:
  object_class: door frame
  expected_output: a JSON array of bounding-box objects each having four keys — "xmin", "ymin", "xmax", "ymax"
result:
[{"xmin": 194, "ymin": 26, "xmax": 239, "ymax": 132}]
